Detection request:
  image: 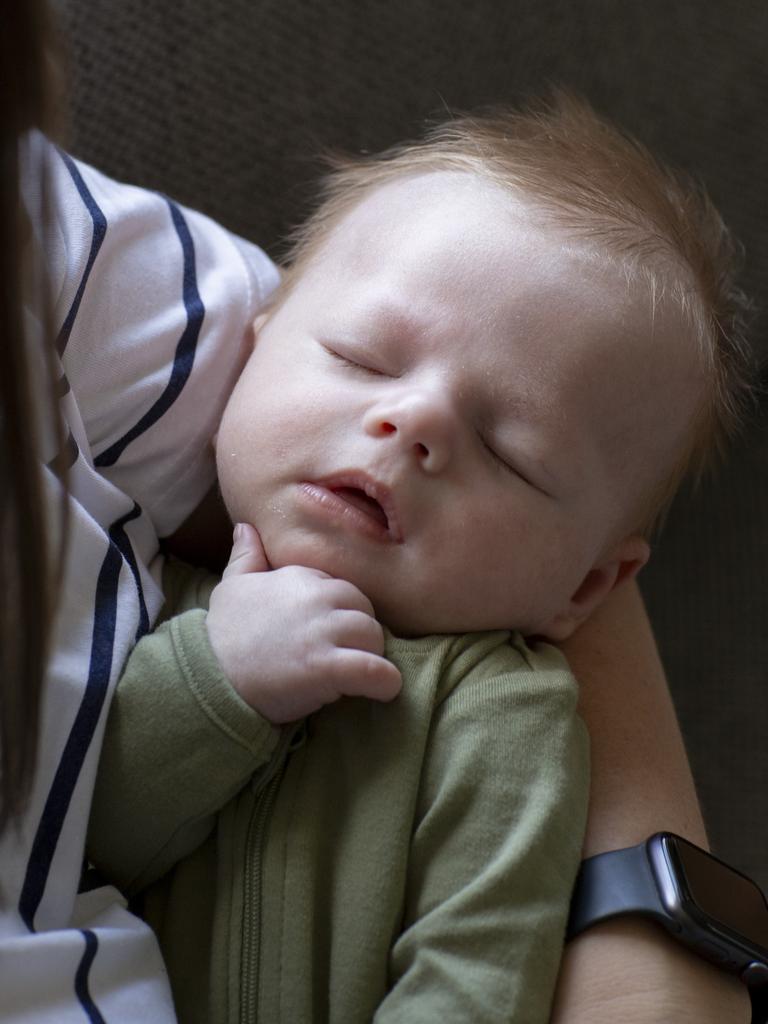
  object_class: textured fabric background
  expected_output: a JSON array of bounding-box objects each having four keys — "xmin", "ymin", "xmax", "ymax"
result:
[{"xmin": 59, "ymin": 0, "xmax": 767, "ymax": 887}]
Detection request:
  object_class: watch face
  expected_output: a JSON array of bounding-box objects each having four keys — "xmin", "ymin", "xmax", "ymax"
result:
[{"xmin": 669, "ymin": 836, "xmax": 768, "ymax": 953}]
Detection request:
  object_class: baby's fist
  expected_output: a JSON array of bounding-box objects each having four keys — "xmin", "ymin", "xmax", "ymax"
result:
[{"xmin": 206, "ymin": 524, "xmax": 402, "ymax": 723}]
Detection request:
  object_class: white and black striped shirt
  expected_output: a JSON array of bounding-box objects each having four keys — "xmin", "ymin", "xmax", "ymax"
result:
[{"xmin": 0, "ymin": 136, "xmax": 278, "ymax": 1023}]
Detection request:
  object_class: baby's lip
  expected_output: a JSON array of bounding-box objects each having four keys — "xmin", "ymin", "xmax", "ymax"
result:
[{"xmin": 311, "ymin": 471, "xmax": 404, "ymax": 542}]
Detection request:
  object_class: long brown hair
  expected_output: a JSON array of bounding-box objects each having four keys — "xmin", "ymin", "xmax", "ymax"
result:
[{"xmin": 0, "ymin": 0, "xmax": 67, "ymax": 832}]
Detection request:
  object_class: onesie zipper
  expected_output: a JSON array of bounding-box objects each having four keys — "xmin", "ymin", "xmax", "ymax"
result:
[{"xmin": 240, "ymin": 720, "xmax": 307, "ymax": 1022}]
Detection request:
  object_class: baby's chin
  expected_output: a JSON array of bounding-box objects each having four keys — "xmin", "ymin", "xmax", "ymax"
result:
[
  {"xmin": 260, "ymin": 532, "xmax": 521, "ymax": 638},
  {"xmin": 258, "ymin": 535, "xmax": 423, "ymax": 634}
]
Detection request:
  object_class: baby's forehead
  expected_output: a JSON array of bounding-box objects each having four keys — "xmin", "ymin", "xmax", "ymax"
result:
[
  {"xmin": 301, "ymin": 169, "xmax": 696, "ymax": 365},
  {"xmin": 327, "ymin": 169, "xmax": 539, "ymax": 242},
  {"xmin": 297, "ymin": 167, "xmax": 699, "ymax": 365},
  {"xmin": 307, "ymin": 168, "xmax": 689, "ymax": 303}
]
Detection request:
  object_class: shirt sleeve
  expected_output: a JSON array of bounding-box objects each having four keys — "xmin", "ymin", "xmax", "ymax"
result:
[
  {"xmin": 376, "ymin": 637, "xmax": 590, "ymax": 1024},
  {"xmin": 35, "ymin": 134, "xmax": 281, "ymax": 536}
]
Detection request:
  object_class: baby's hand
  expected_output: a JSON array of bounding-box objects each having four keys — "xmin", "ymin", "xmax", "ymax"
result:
[{"xmin": 206, "ymin": 523, "xmax": 402, "ymax": 723}]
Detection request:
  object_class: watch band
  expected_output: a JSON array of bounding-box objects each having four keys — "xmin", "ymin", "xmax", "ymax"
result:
[{"xmin": 566, "ymin": 840, "xmax": 666, "ymax": 940}]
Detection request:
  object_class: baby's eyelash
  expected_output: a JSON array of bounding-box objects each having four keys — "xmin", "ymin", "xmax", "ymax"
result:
[
  {"xmin": 484, "ymin": 441, "xmax": 553, "ymax": 496},
  {"xmin": 483, "ymin": 439, "xmax": 540, "ymax": 490},
  {"xmin": 324, "ymin": 345, "xmax": 385, "ymax": 375},
  {"xmin": 484, "ymin": 440, "xmax": 517, "ymax": 475}
]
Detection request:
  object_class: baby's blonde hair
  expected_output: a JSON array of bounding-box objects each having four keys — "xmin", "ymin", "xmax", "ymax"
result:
[{"xmin": 280, "ymin": 92, "xmax": 753, "ymax": 533}]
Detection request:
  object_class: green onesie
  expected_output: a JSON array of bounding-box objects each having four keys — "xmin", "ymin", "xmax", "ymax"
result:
[{"xmin": 88, "ymin": 560, "xmax": 589, "ymax": 1024}]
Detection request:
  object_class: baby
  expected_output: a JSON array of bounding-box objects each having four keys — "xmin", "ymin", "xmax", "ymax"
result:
[{"xmin": 88, "ymin": 94, "xmax": 749, "ymax": 1023}]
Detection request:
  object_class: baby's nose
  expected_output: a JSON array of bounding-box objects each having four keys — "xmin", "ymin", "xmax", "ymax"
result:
[{"xmin": 364, "ymin": 390, "xmax": 455, "ymax": 472}]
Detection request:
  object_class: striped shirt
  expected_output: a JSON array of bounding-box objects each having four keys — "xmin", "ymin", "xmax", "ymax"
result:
[{"xmin": 0, "ymin": 135, "xmax": 279, "ymax": 1023}]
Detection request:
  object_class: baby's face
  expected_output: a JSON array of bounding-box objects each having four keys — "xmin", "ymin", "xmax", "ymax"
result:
[{"xmin": 217, "ymin": 172, "xmax": 697, "ymax": 637}]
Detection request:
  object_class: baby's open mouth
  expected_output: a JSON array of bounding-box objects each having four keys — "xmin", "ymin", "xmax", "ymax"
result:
[
  {"xmin": 331, "ymin": 486, "xmax": 389, "ymax": 530},
  {"xmin": 301, "ymin": 474, "xmax": 403, "ymax": 542}
]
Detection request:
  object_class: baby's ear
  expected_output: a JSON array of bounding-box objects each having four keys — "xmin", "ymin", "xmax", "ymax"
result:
[{"xmin": 540, "ymin": 535, "xmax": 650, "ymax": 641}]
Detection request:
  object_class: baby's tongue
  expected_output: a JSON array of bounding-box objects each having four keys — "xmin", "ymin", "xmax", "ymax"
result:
[{"xmin": 333, "ymin": 487, "xmax": 388, "ymax": 527}]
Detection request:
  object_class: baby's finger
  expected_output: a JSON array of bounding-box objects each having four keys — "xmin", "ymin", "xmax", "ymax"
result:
[
  {"xmin": 319, "ymin": 576, "xmax": 376, "ymax": 617},
  {"xmin": 221, "ymin": 523, "xmax": 270, "ymax": 579},
  {"xmin": 328, "ymin": 648, "xmax": 403, "ymax": 703},
  {"xmin": 327, "ymin": 609, "xmax": 386, "ymax": 656}
]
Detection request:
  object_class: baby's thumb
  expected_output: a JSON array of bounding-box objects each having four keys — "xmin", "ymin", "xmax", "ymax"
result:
[{"xmin": 221, "ymin": 523, "xmax": 270, "ymax": 578}]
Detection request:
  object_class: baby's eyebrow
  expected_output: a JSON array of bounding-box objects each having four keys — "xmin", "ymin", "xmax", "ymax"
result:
[{"xmin": 354, "ymin": 296, "xmax": 430, "ymax": 341}]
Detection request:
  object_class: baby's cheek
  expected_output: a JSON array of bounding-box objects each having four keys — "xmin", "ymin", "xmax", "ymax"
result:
[{"xmin": 215, "ymin": 455, "xmax": 249, "ymax": 523}]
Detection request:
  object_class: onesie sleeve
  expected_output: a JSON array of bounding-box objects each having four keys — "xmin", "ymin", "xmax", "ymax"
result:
[
  {"xmin": 88, "ymin": 594, "xmax": 281, "ymax": 895},
  {"xmin": 377, "ymin": 637, "xmax": 590, "ymax": 1024}
]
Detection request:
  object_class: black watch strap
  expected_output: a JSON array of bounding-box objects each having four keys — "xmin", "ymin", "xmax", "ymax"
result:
[{"xmin": 566, "ymin": 840, "xmax": 666, "ymax": 940}]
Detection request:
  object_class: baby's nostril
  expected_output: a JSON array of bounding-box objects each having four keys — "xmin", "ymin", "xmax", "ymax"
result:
[
  {"xmin": 381, "ymin": 421, "xmax": 396, "ymax": 435},
  {"xmin": 414, "ymin": 442, "xmax": 429, "ymax": 457}
]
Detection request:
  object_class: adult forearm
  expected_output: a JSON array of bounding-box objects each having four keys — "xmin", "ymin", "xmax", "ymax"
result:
[
  {"xmin": 551, "ymin": 919, "xmax": 750, "ymax": 1023},
  {"xmin": 564, "ymin": 578, "xmax": 706, "ymax": 853},
  {"xmin": 552, "ymin": 580, "xmax": 750, "ymax": 1023}
]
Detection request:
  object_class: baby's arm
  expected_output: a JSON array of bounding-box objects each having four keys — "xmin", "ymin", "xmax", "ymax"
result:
[
  {"xmin": 87, "ymin": 599, "xmax": 283, "ymax": 894},
  {"xmin": 376, "ymin": 637, "xmax": 589, "ymax": 1023},
  {"xmin": 88, "ymin": 524, "xmax": 402, "ymax": 891},
  {"xmin": 551, "ymin": 581, "xmax": 750, "ymax": 1023}
]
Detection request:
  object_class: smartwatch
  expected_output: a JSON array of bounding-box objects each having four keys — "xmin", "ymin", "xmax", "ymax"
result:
[{"xmin": 566, "ymin": 833, "xmax": 768, "ymax": 1022}]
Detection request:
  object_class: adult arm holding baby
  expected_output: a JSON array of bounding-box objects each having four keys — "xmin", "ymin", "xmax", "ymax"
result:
[{"xmin": 552, "ymin": 579, "xmax": 751, "ymax": 1023}]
